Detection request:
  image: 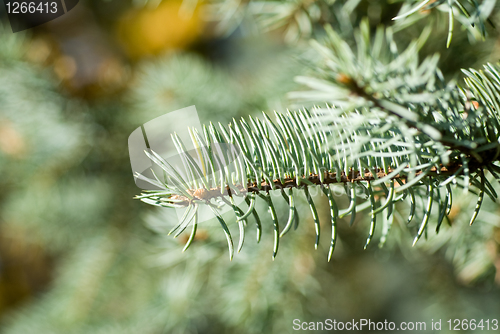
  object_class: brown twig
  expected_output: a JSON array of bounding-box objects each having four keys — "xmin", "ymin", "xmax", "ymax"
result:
[{"xmin": 167, "ymin": 156, "xmax": 489, "ymax": 206}]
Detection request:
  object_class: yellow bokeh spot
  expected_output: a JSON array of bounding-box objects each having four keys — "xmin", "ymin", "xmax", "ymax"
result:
[{"xmin": 117, "ymin": 1, "xmax": 203, "ymax": 59}]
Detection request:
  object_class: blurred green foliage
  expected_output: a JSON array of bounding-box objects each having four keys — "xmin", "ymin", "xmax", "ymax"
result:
[{"xmin": 0, "ymin": 1, "xmax": 500, "ymax": 333}]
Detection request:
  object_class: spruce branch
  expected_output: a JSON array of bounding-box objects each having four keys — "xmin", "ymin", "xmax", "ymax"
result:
[
  {"xmin": 393, "ymin": 0, "xmax": 497, "ymax": 47},
  {"xmin": 202, "ymin": 0, "xmax": 497, "ymax": 44},
  {"xmin": 135, "ymin": 101, "xmax": 500, "ymax": 260},
  {"xmin": 135, "ymin": 21, "xmax": 500, "ymax": 261}
]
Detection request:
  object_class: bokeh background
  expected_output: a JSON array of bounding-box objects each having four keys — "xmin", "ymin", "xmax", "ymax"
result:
[{"xmin": 1, "ymin": 0, "xmax": 500, "ymax": 333}]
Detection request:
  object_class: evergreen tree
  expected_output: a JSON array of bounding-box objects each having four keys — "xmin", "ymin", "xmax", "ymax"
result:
[{"xmin": 1, "ymin": 1, "xmax": 500, "ymax": 333}]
